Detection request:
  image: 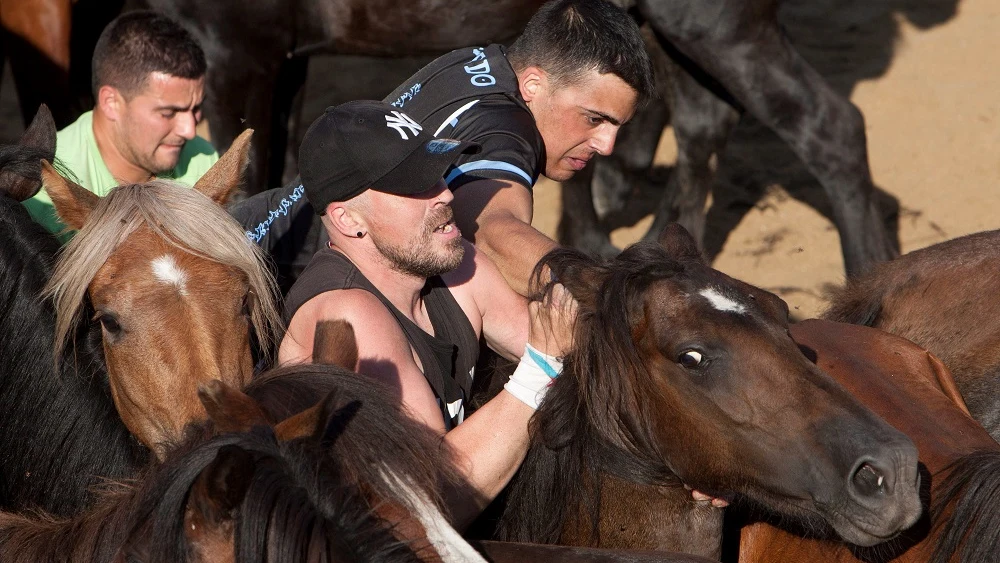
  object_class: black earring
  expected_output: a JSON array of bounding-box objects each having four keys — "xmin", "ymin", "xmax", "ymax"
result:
[{"xmin": 357, "ymin": 231, "xmax": 364, "ymax": 238}]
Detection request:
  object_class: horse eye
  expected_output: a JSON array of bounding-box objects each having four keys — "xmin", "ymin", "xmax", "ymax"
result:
[
  {"xmin": 97, "ymin": 313, "xmax": 123, "ymax": 336},
  {"xmin": 242, "ymin": 291, "xmax": 254, "ymax": 317},
  {"xmin": 678, "ymin": 350, "xmax": 704, "ymax": 368}
]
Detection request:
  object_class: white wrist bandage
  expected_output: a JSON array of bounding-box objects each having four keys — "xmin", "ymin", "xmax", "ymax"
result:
[{"xmin": 504, "ymin": 343, "xmax": 564, "ymax": 409}]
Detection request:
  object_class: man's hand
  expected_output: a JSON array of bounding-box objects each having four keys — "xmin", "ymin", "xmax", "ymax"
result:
[{"xmin": 528, "ymin": 282, "xmax": 578, "ymax": 358}]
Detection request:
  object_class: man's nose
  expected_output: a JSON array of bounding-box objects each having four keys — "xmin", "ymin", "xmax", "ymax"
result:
[
  {"xmin": 432, "ymin": 179, "xmax": 454, "ymax": 204},
  {"xmin": 591, "ymin": 126, "xmax": 618, "ymax": 156},
  {"xmin": 174, "ymin": 112, "xmax": 197, "ymax": 141}
]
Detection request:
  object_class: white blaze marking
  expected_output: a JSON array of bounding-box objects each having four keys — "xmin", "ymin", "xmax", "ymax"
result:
[
  {"xmin": 699, "ymin": 288, "xmax": 746, "ymax": 314},
  {"xmin": 151, "ymin": 255, "xmax": 188, "ymax": 295},
  {"xmin": 381, "ymin": 467, "xmax": 486, "ymax": 563}
]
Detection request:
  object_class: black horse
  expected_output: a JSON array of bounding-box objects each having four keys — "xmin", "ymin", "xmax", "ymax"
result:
[
  {"xmin": 0, "ymin": 106, "xmax": 148, "ymax": 517},
  {"xmin": 130, "ymin": 0, "xmax": 923, "ymax": 275}
]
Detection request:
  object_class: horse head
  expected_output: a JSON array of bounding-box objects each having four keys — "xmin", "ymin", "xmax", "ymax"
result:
[
  {"xmin": 40, "ymin": 129, "xmax": 282, "ymax": 458},
  {"xmin": 537, "ymin": 223, "xmax": 922, "ymax": 547}
]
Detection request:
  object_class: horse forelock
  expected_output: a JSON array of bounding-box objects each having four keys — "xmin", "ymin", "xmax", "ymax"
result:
[
  {"xmin": 233, "ymin": 434, "xmax": 423, "ymax": 563},
  {"xmin": 560, "ymin": 243, "xmax": 685, "ymax": 477},
  {"xmin": 44, "ymin": 180, "xmax": 282, "ymax": 369}
]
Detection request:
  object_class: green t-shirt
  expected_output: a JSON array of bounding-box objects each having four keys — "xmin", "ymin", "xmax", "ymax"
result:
[{"xmin": 22, "ymin": 110, "xmax": 219, "ymax": 241}]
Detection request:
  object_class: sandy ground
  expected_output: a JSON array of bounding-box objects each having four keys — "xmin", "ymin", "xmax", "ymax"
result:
[
  {"xmin": 532, "ymin": 0, "xmax": 1000, "ymax": 319},
  {"xmin": 4, "ymin": 0, "xmax": 996, "ymax": 319}
]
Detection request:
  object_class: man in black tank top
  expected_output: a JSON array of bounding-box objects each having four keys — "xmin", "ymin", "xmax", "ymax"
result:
[
  {"xmin": 279, "ymin": 100, "xmax": 576, "ymax": 528},
  {"xmin": 230, "ymin": 0, "xmax": 655, "ymax": 296}
]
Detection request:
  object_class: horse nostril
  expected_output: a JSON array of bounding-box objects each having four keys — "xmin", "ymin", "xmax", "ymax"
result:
[{"xmin": 852, "ymin": 462, "xmax": 886, "ymax": 497}]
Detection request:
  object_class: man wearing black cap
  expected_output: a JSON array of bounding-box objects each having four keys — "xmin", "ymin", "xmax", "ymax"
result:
[
  {"xmin": 232, "ymin": 0, "xmax": 654, "ymax": 296},
  {"xmin": 279, "ymin": 100, "xmax": 575, "ymax": 527}
]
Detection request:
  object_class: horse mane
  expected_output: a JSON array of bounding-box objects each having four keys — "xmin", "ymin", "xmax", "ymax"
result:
[
  {"xmin": 822, "ymin": 270, "xmax": 885, "ymax": 327},
  {"xmin": 243, "ymin": 364, "xmax": 466, "ymax": 517},
  {"xmin": 43, "ymin": 179, "xmax": 282, "ymax": 367},
  {"xmin": 929, "ymin": 449, "xmax": 1000, "ymax": 563},
  {"xmin": 499, "ymin": 242, "xmax": 687, "ymax": 545},
  {"xmin": 0, "ymin": 174, "xmax": 148, "ymax": 516}
]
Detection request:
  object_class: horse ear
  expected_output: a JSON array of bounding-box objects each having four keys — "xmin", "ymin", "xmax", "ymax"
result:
[
  {"xmin": 313, "ymin": 320, "xmax": 359, "ymax": 370},
  {"xmin": 41, "ymin": 160, "xmax": 99, "ymax": 229},
  {"xmin": 198, "ymin": 379, "xmax": 270, "ymax": 433},
  {"xmin": 189, "ymin": 444, "xmax": 255, "ymax": 526},
  {"xmin": 309, "ymin": 388, "xmax": 361, "ymax": 449},
  {"xmin": 0, "ymin": 107, "xmax": 56, "ymax": 201},
  {"xmin": 274, "ymin": 403, "xmax": 322, "ymax": 441},
  {"xmin": 21, "ymin": 105, "xmax": 56, "ymax": 154},
  {"xmin": 193, "ymin": 129, "xmax": 253, "ymax": 205},
  {"xmin": 657, "ymin": 223, "xmax": 705, "ymax": 263}
]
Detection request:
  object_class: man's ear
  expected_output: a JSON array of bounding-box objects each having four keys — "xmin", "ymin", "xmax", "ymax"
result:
[
  {"xmin": 96, "ymin": 85, "xmax": 124, "ymax": 121},
  {"xmin": 326, "ymin": 203, "xmax": 366, "ymax": 238},
  {"xmin": 517, "ymin": 66, "xmax": 548, "ymax": 103}
]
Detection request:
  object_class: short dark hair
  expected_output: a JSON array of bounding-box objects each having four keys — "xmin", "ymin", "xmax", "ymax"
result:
[
  {"xmin": 91, "ymin": 10, "xmax": 207, "ymax": 98},
  {"xmin": 507, "ymin": 0, "xmax": 655, "ymax": 103}
]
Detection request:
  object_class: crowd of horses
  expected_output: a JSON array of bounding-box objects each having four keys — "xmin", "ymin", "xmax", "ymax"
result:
[{"xmin": 0, "ymin": 105, "xmax": 999, "ymax": 562}]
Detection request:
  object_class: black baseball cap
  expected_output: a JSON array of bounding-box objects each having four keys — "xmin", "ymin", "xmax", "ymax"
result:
[{"xmin": 299, "ymin": 100, "xmax": 480, "ymax": 214}]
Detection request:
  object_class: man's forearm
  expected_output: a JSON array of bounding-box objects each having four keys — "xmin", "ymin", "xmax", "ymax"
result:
[
  {"xmin": 441, "ymin": 390, "xmax": 534, "ymax": 530},
  {"xmin": 476, "ymin": 214, "xmax": 558, "ymax": 297}
]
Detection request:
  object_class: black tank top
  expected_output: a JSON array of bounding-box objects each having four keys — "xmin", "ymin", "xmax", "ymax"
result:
[{"xmin": 284, "ymin": 248, "xmax": 478, "ymax": 429}]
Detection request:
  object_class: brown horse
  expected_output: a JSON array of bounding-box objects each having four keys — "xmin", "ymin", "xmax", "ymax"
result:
[
  {"xmin": 824, "ymin": 230, "xmax": 1000, "ymax": 441},
  {"xmin": 736, "ymin": 319, "xmax": 1000, "ymax": 563},
  {"xmin": 0, "ymin": 325, "xmax": 715, "ymax": 563},
  {"xmin": 497, "ymin": 225, "xmax": 921, "ymax": 558},
  {"xmin": 39, "ymin": 129, "xmax": 282, "ymax": 456}
]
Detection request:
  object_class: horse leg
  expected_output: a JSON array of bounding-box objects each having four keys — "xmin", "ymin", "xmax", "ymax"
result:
[
  {"xmin": 558, "ymin": 162, "xmax": 622, "ymax": 258},
  {"xmin": 204, "ymin": 56, "xmax": 283, "ymax": 197},
  {"xmin": 642, "ymin": 53, "xmax": 739, "ymax": 251},
  {"xmin": 269, "ymin": 55, "xmax": 308, "ymax": 190},
  {"xmin": 639, "ymin": 0, "xmax": 898, "ymax": 275}
]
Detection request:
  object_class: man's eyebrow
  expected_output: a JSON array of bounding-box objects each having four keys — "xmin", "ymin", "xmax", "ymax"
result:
[
  {"xmin": 154, "ymin": 102, "xmax": 201, "ymax": 112},
  {"xmin": 582, "ymin": 108, "xmax": 622, "ymax": 126}
]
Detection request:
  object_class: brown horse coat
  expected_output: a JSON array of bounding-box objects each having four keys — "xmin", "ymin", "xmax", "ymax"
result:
[{"xmin": 738, "ymin": 319, "xmax": 998, "ymax": 563}]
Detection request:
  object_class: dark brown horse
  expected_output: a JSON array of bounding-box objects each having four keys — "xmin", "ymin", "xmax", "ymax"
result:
[
  {"xmin": 497, "ymin": 225, "xmax": 921, "ymax": 559},
  {"xmin": 736, "ymin": 319, "xmax": 1000, "ymax": 563},
  {"xmin": 824, "ymin": 229, "xmax": 1000, "ymax": 441}
]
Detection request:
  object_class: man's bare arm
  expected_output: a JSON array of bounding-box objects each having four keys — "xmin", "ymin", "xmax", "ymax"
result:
[
  {"xmin": 279, "ymin": 290, "xmax": 536, "ymax": 529},
  {"xmin": 451, "ymin": 178, "xmax": 557, "ymax": 297}
]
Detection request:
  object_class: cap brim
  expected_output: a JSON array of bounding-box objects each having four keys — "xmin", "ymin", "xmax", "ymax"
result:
[{"xmin": 370, "ymin": 138, "xmax": 481, "ymax": 196}]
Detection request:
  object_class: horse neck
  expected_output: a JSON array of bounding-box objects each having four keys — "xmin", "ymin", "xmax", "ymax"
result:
[
  {"xmin": 559, "ymin": 471, "xmax": 724, "ymax": 558},
  {"xmin": 0, "ymin": 491, "xmax": 130, "ymax": 562}
]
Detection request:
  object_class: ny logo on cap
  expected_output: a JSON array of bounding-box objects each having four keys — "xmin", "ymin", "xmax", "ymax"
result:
[{"xmin": 385, "ymin": 110, "xmax": 423, "ymax": 140}]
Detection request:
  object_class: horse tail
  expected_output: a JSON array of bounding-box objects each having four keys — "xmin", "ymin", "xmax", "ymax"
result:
[
  {"xmin": 822, "ymin": 271, "xmax": 886, "ymax": 327},
  {"xmin": 931, "ymin": 449, "xmax": 1000, "ymax": 563}
]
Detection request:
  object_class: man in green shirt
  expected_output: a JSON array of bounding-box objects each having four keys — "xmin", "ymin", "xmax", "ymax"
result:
[{"xmin": 24, "ymin": 11, "xmax": 219, "ymax": 239}]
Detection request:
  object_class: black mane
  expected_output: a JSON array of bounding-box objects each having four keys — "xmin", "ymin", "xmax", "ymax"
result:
[
  {"xmin": 930, "ymin": 449, "xmax": 1000, "ymax": 563},
  {"xmin": 0, "ymin": 149, "xmax": 148, "ymax": 517},
  {"xmin": 137, "ymin": 427, "xmax": 422, "ymax": 563},
  {"xmin": 499, "ymin": 242, "xmax": 692, "ymax": 544}
]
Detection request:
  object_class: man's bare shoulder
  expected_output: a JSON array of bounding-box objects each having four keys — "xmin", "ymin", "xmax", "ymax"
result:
[{"xmin": 294, "ymin": 287, "xmax": 395, "ymax": 329}]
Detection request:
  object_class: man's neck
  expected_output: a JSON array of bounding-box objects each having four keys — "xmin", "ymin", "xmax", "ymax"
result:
[
  {"xmin": 91, "ymin": 110, "xmax": 155, "ymax": 185},
  {"xmin": 330, "ymin": 241, "xmax": 429, "ymax": 325}
]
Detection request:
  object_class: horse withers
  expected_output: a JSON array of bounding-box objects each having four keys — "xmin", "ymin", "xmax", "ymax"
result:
[{"xmin": 499, "ymin": 224, "xmax": 921, "ymax": 557}]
